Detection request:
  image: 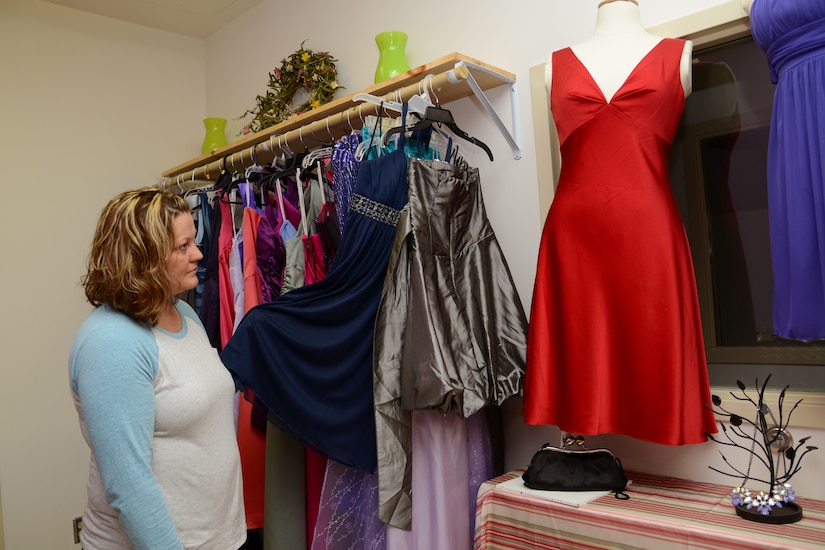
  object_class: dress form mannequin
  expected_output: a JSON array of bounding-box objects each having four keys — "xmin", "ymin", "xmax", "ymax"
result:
[
  {"xmin": 545, "ymin": 0, "xmax": 693, "ymax": 101},
  {"xmin": 524, "ymin": 0, "xmax": 717, "ymax": 444}
]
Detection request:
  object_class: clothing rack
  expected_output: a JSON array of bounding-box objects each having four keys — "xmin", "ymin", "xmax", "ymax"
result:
[{"xmin": 160, "ymin": 53, "xmax": 520, "ymax": 188}]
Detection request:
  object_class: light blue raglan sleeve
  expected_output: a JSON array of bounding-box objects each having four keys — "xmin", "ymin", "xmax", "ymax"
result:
[
  {"xmin": 70, "ymin": 307, "xmax": 183, "ymax": 550},
  {"xmin": 177, "ymin": 300, "xmax": 205, "ymax": 331}
]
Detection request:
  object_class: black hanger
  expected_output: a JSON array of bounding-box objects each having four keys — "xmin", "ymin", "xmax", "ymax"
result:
[
  {"xmin": 274, "ymin": 149, "xmax": 309, "ymax": 179},
  {"xmin": 219, "ymin": 182, "xmax": 248, "ymax": 205},
  {"xmin": 382, "ymin": 105, "xmax": 494, "ymax": 161},
  {"xmin": 260, "ymin": 149, "xmax": 310, "ymax": 194}
]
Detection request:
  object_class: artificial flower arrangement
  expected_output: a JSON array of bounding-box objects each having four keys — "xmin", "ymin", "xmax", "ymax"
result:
[
  {"xmin": 706, "ymin": 375, "xmax": 818, "ymax": 524},
  {"xmin": 239, "ymin": 41, "xmax": 344, "ymax": 135}
]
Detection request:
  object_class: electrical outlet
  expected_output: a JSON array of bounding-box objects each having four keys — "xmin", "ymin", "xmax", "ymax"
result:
[{"xmin": 72, "ymin": 516, "xmax": 83, "ymax": 544}]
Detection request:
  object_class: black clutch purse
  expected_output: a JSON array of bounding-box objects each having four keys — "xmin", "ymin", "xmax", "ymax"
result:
[{"xmin": 522, "ymin": 442, "xmax": 629, "ymax": 498}]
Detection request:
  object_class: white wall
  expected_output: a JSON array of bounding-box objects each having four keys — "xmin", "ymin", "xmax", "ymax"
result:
[
  {"xmin": 0, "ymin": 0, "xmax": 822, "ymax": 548},
  {"xmin": 0, "ymin": 1, "xmax": 205, "ymax": 548}
]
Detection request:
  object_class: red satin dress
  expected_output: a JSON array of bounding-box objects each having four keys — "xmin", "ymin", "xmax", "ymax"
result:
[{"xmin": 523, "ymin": 38, "xmax": 717, "ymax": 445}]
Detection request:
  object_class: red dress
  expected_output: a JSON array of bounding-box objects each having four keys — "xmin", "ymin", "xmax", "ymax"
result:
[{"xmin": 523, "ymin": 38, "xmax": 717, "ymax": 445}]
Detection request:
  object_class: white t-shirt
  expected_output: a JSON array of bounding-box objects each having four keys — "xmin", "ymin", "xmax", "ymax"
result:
[{"xmin": 70, "ymin": 301, "xmax": 246, "ymax": 549}]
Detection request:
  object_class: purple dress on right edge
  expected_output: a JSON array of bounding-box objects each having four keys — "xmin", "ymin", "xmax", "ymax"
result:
[{"xmin": 750, "ymin": 0, "xmax": 825, "ymax": 340}]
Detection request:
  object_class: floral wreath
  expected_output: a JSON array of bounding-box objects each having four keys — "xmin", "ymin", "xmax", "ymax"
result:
[{"xmin": 240, "ymin": 41, "xmax": 343, "ymax": 135}]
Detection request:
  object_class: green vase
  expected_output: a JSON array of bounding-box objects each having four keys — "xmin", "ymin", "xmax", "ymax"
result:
[
  {"xmin": 201, "ymin": 117, "xmax": 228, "ymax": 155},
  {"xmin": 374, "ymin": 31, "xmax": 411, "ymax": 83}
]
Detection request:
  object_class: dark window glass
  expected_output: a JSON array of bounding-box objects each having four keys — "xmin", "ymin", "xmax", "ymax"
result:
[{"xmin": 670, "ymin": 36, "xmax": 825, "ymax": 389}]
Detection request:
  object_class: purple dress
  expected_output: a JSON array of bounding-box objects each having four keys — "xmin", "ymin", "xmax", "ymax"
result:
[{"xmin": 750, "ymin": 0, "xmax": 825, "ymax": 340}]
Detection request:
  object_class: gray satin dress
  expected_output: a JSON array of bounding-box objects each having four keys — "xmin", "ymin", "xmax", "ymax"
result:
[{"xmin": 373, "ymin": 156, "xmax": 527, "ymax": 529}]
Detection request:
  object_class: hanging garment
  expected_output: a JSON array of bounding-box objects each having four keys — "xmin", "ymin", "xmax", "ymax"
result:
[
  {"xmin": 178, "ymin": 190, "xmax": 213, "ymax": 314},
  {"xmin": 200, "ymin": 171, "xmax": 232, "ymax": 349},
  {"xmin": 218, "ymin": 191, "xmax": 240, "ymax": 348},
  {"xmin": 523, "ymin": 38, "xmax": 717, "ymax": 445},
  {"xmin": 311, "ymin": 460, "xmax": 386, "ymax": 550},
  {"xmin": 373, "ymin": 157, "xmax": 527, "ymax": 530},
  {"xmin": 331, "ymin": 133, "xmax": 362, "ymax": 237},
  {"xmin": 257, "ymin": 178, "xmax": 314, "ymax": 549},
  {"xmin": 238, "ymin": 185, "xmax": 266, "ymax": 530},
  {"xmin": 750, "ymin": 0, "xmax": 825, "ymax": 340},
  {"xmin": 384, "ymin": 410, "xmax": 494, "ymax": 550},
  {"xmin": 290, "ymin": 169, "xmax": 332, "ymax": 548},
  {"xmin": 303, "ymin": 166, "xmax": 330, "ymax": 284},
  {"xmin": 220, "ymin": 141, "xmax": 409, "ymax": 474},
  {"xmin": 315, "ymin": 160, "xmax": 341, "ymax": 270},
  {"xmin": 309, "ymin": 410, "xmax": 495, "ymax": 550},
  {"xmin": 285, "ymin": 169, "xmax": 335, "ymax": 547},
  {"xmin": 308, "ymin": 133, "xmax": 381, "ymax": 549},
  {"xmin": 279, "ymin": 176, "xmax": 307, "ymax": 294},
  {"xmin": 229, "ymin": 222, "xmax": 245, "ymax": 333},
  {"xmin": 195, "ymin": 191, "xmax": 213, "ymax": 314},
  {"xmin": 257, "ymin": 198, "xmax": 287, "ymax": 303},
  {"xmin": 299, "ymin": 169, "xmax": 327, "ymax": 286},
  {"xmin": 218, "ymin": 184, "xmax": 267, "ymax": 531},
  {"xmin": 241, "ymin": 188, "xmax": 263, "ymax": 314}
]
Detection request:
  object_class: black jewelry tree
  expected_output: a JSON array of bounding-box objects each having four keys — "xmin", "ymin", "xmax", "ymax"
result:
[{"xmin": 705, "ymin": 375, "xmax": 818, "ymax": 524}]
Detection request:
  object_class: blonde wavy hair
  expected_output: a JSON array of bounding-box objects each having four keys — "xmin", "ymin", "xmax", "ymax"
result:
[{"xmin": 82, "ymin": 186, "xmax": 191, "ymax": 326}]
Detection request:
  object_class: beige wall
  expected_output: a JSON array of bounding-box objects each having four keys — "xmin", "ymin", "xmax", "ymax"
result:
[
  {"xmin": 0, "ymin": 1, "xmax": 205, "ymax": 547},
  {"xmin": 1, "ymin": 0, "xmax": 822, "ymax": 547}
]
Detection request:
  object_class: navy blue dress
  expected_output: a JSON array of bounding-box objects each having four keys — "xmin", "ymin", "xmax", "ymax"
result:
[{"xmin": 220, "ymin": 143, "xmax": 409, "ymax": 473}]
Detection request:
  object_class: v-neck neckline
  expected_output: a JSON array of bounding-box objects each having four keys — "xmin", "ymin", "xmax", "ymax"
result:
[{"xmin": 568, "ymin": 38, "xmax": 666, "ymax": 104}]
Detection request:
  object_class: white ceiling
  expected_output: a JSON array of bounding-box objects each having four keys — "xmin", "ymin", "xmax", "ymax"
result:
[{"xmin": 42, "ymin": 0, "xmax": 262, "ymax": 39}]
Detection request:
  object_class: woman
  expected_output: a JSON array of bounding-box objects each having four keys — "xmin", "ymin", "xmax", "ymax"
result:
[{"xmin": 69, "ymin": 187, "xmax": 246, "ymax": 549}]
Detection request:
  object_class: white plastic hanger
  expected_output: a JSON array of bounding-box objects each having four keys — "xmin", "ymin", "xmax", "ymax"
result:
[
  {"xmin": 353, "ymin": 92, "xmax": 403, "ymax": 114},
  {"xmin": 352, "ymin": 89, "xmax": 432, "ymax": 117},
  {"xmin": 302, "ymin": 146, "xmax": 334, "ymax": 169},
  {"xmin": 295, "ymin": 168, "xmax": 309, "ymax": 236}
]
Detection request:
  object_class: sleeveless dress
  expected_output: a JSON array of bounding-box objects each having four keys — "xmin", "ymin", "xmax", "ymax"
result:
[
  {"xmin": 523, "ymin": 38, "xmax": 717, "ymax": 445},
  {"xmin": 219, "ymin": 140, "xmax": 409, "ymax": 473},
  {"xmin": 750, "ymin": 0, "xmax": 825, "ymax": 341}
]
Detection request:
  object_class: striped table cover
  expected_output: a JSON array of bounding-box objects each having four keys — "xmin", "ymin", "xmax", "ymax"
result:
[{"xmin": 474, "ymin": 468, "xmax": 825, "ymax": 549}]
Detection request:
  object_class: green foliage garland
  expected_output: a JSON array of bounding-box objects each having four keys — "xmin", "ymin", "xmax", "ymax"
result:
[{"xmin": 240, "ymin": 41, "xmax": 343, "ymax": 135}]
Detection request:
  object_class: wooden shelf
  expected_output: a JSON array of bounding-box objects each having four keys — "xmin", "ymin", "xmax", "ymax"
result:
[{"xmin": 161, "ymin": 52, "xmax": 516, "ymax": 180}]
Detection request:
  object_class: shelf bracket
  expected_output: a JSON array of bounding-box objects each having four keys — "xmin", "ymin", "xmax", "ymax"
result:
[{"xmin": 453, "ymin": 60, "xmax": 522, "ymax": 160}]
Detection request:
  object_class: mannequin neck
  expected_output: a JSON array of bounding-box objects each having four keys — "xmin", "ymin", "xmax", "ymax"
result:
[{"xmin": 594, "ymin": 1, "xmax": 645, "ymax": 36}]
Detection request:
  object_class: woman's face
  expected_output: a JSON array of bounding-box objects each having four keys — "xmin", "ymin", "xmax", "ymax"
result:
[{"xmin": 166, "ymin": 212, "xmax": 203, "ymax": 296}]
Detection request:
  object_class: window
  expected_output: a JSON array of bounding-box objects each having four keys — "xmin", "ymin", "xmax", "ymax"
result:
[{"xmin": 670, "ymin": 35, "xmax": 825, "ymax": 389}]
